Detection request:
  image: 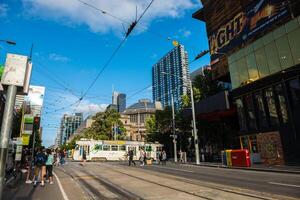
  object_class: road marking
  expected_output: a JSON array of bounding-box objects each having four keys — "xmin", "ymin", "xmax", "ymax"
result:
[
  {"xmin": 268, "ymin": 182, "xmax": 300, "ymax": 188},
  {"xmin": 151, "ymin": 165, "xmax": 194, "ymax": 173},
  {"xmin": 53, "ymin": 172, "xmax": 70, "ymax": 200}
]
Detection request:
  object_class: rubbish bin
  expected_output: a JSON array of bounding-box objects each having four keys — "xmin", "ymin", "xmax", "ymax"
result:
[
  {"xmin": 146, "ymin": 159, "xmax": 152, "ymax": 165},
  {"xmin": 225, "ymin": 150, "xmax": 232, "ymax": 166},
  {"xmin": 231, "ymin": 149, "xmax": 251, "ymax": 167},
  {"xmin": 221, "ymin": 151, "xmax": 227, "ymax": 166}
]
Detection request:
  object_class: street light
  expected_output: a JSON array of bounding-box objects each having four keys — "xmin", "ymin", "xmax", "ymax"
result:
[
  {"xmin": 161, "ymin": 72, "xmax": 200, "ymax": 165},
  {"xmin": 0, "ymin": 39, "xmax": 16, "ymax": 45}
]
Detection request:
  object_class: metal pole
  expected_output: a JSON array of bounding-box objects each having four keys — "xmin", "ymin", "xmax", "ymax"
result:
[
  {"xmin": 0, "ymin": 85, "xmax": 17, "ymax": 199},
  {"xmin": 189, "ymin": 80, "xmax": 200, "ymax": 165},
  {"xmin": 171, "ymin": 95, "xmax": 177, "ymax": 163}
]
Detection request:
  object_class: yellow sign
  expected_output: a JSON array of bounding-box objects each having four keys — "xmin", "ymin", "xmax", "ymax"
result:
[
  {"xmin": 172, "ymin": 40, "xmax": 179, "ymax": 47},
  {"xmin": 22, "ymin": 134, "xmax": 30, "ymax": 145}
]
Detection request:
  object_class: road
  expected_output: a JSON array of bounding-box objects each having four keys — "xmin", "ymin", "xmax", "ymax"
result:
[{"xmin": 53, "ymin": 161, "xmax": 300, "ymax": 200}]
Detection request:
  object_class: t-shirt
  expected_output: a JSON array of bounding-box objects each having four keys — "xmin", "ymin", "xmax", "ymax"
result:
[{"xmin": 46, "ymin": 154, "xmax": 54, "ymax": 166}]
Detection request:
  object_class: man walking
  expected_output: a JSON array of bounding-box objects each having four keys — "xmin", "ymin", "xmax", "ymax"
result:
[
  {"xmin": 33, "ymin": 147, "xmax": 47, "ymax": 187},
  {"xmin": 128, "ymin": 149, "xmax": 136, "ymax": 166}
]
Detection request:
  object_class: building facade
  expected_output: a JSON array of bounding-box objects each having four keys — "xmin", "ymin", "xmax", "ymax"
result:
[
  {"xmin": 193, "ymin": 0, "xmax": 300, "ymax": 165},
  {"xmin": 122, "ymin": 99, "xmax": 162, "ymax": 141},
  {"xmin": 152, "ymin": 45, "xmax": 190, "ymax": 109},
  {"xmin": 60, "ymin": 113, "xmax": 83, "ymax": 145},
  {"xmin": 111, "ymin": 91, "xmax": 126, "ymax": 113}
]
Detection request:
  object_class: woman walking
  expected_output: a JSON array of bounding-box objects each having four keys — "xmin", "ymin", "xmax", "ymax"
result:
[{"xmin": 46, "ymin": 149, "xmax": 54, "ymax": 184}]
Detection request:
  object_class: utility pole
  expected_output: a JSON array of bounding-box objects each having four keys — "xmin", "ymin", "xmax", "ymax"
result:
[
  {"xmin": 0, "ymin": 85, "xmax": 17, "ymax": 198},
  {"xmin": 190, "ymin": 79, "xmax": 200, "ymax": 165},
  {"xmin": 171, "ymin": 95, "xmax": 177, "ymax": 163}
]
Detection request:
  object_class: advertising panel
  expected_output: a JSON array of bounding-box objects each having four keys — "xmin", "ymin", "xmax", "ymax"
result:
[
  {"xmin": 25, "ymin": 85, "xmax": 45, "ymax": 106},
  {"xmin": 209, "ymin": 0, "xmax": 291, "ymax": 59},
  {"xmin": 1, "ymin": 53, "xmax": 28, "ymax": 87},
  {"xmin": 22, "ymin": 134, "xmax": 30, "ymax": 145},
  {"xmin": 24, "ymin": 114, "xmax": 34, "ymax": 135}
]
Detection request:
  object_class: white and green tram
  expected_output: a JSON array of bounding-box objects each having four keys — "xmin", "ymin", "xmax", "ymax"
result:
[{"xmin": 73, "ymin": 139, "xmax": 163, "ymax": 161}]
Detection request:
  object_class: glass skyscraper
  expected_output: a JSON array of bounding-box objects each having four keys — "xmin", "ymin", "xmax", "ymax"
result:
[{"xmin": 152, "ymin": 45, "xmax": 190, "ymax": 109}]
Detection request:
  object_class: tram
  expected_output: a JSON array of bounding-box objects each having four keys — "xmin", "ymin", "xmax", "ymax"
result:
[{"xmin": 73, "ymin": 139, "xmax": 163, "ymax": 161}]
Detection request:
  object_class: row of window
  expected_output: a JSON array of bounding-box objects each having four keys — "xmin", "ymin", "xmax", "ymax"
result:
[
  {"xmin": 229, "ymin": 17, "xmax": 300, "ymax": 89},
  {"xmin": 93, "ymin": 144, "xmax": 126, "ymax": 151},
  {"xmin": 235, "ymin": 77, "xmax": 300, "ymax": 132}
]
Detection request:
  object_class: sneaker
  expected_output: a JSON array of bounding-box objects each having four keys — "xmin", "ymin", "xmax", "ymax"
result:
[
  {"xmin": 46, "ymin": 180, "xmax": 50, "ymax": 183},
  {"xmin": 50, "ymin": 181, "xmax": 53, "ymax": 185},
  {"xmin": 25, "ymin": 180, "xmax": 32, "ymax": 184},
  {"xmin": 33, "ymin": 181, "xmax": 37, "ymax": 187},
  {"xmin": 41, "ymin": 182, "xmax": 45, "ymax": 187}
]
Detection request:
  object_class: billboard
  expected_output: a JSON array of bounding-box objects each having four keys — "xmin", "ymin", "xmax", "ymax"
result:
[
  {"xmin": 23, "ymin": 114, "xmax": 34, "ymax": 135},
  {"xmin": 25, "ymin": 85, "xmax": 45, "ymax": 106},
  {"xmin": 209, "ymin": 0, "xmax": 291, "ymax": 59}
]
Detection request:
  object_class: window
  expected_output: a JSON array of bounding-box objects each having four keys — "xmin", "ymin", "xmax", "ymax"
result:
[
  {"xmin": 265, "ymin": 41, "xmax": 281, "ymax": 74},
  {"xmin": 246, "ymin": 53, "xmax": 259, "ymax": 80},
  {"xmin": 236, "ymin": 98, "xmax": 247, "ymax": 131},
  {"xmin": 254, "ymin": 47, "xmax": 269, "ymax": 78},
  {"xmin": 289, "ymin": 78, "xmax": 300, "ymax": 109},
  {"xmin": 119, "ymin": 145, "xmax": 126, "ymax": 151},
  {"xmin": 103, "ymin": 145, "xmax": 110, "ymax": 151},
  {"xmin": 276, "ymin": 35, "xmax": 294, "ymax": 69},
  {"xmin": 244, "ymin": 95, "xmax": 257, "ymax": 130},
  {"xmin": 254, "ymin": 92, "xmax": 268, "ymax": 129},
  {"xmin": 287, "ymin": 28, "xmax": 300, "ymax": 65},
  {"xmin": 229, "ymin": 61, "xmax": 240, "ymax": 89},
  {"xmin": 265, "ymin": 88, "xmax": 279, "ymax": 126},
  {"xmin": 237, "ymin": 58, "xmax": 249, "ymax": 84},
  {"xmin": 111, "ymin": 145, "xmax": 118, "ymax": 151},
  {"xmin": 275, "ymin": 84, "xmax": 289, "ymax": 124}
]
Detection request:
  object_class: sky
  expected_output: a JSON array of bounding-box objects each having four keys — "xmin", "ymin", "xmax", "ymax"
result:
[{"xmin": 0, "ymin": 0, "xmax": 210, "ymax": 147}]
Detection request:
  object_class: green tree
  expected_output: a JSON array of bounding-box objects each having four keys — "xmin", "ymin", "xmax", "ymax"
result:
[
  {"xmin": 78, "ymin": 109, "xmax": 125, "ymax": 140},
  {"xmin": 145, "ymin": 115, "xmax": 156, "ymax": 134}
]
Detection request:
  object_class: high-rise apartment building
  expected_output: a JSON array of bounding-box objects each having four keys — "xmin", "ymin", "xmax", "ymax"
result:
[
  {"xmin": 152, "ymin": 45, "xmax": 190, "ymax": 109},
  {"xmin": 60, "ymin": 113, "xmax": 83, "ymax": 144},
  {"xmin": 111, "ymin": 91, "xmax": 126, "ymax": 113}
]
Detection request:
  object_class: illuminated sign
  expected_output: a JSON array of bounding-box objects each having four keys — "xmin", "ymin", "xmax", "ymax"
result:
[{"xmin": 209, "ymin": 0, "xmax": 291, "ymax": 58}]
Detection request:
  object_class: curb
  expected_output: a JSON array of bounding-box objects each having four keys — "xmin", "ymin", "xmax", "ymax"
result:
[{"xmin": 180, "ymin": 163, "xmax": 300, "ymax": 174}]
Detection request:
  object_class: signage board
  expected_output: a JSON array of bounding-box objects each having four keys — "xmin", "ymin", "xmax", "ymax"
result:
[
  {"xmin": 22, "ymin": 134, "xmax": 30, "ymax": 145},
  {"xmin": 209, "ymin": 0, "xmax": 291, "ymax": 58},
  {"xmin": 1, "ymin": 53, "xmax": 28, "ymax": 87},
  {"xmin": 24, "ymin": 85, "xmax": 45, "ymax": 107}
]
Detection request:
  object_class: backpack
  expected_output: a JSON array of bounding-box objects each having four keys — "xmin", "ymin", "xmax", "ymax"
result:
[{"xmin": 36, "ymin": 153, "xmax": 45, "ymax": 166}]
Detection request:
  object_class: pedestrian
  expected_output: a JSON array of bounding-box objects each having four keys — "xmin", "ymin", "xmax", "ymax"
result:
[
  {"xmin": 60, "ymin": 150, "xmax": 65, "ymax": 165},
  {"xmin": 162, "ymin": 150, "xmax": 167, "ymax": 165},
  {"xmin": 46, "ymin": 149, "xmax": 54, "ymax": 184},
  {"xmin": 128, "ymin": 149, "xmax": 136, "ymax": 166},
  {"xmin": 80, "ymin": 149, "xmax": 87, "ymax": 166},
  {"xmin": 139, "ymin": 149, "xmax": 145, "ymax": 166},
  {"xmin": 33, "ymin": 147, "xmax": 47, "ymax": 187},
  {"xmin": 56, "ymin": 149, "xmax": 60, "ymax": 166},
  {"xmin": 179, "ymin": 150, "xmax": 184, "ymax": 163},
  {"xmin": 156, "ymin": 151, "xmax": 161, "ymax": 165}
]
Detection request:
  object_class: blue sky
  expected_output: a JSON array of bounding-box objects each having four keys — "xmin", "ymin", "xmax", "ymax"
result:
[{"xmin": 0, "ymin": 0, "xmax": 209, "ymax": 147}]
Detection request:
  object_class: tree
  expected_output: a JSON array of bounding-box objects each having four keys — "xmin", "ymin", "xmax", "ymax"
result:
[
  {"xmin": 145, "ymin": 115, "xmax": 156, "ymax": 134},
  {"xmin": 79, "ymin": 109, "xmax": 125, "ymax": 140}
]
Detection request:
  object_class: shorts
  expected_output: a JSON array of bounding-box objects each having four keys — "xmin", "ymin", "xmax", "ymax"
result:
[
  {"xmin": 34, "ymin": 165, "xmax": 46, "ymax": 177},
  {"xmin": 46, "ymin": 165, "xmax": 53, "ymax": 177}
]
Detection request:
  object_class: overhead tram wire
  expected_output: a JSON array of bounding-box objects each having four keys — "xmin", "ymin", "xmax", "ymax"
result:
[{"xmin": 72, "ymin": 0, "xmax": 155, "ymax": 114}]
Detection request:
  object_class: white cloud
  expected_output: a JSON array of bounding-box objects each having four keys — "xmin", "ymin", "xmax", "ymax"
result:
[
  {"xmin": 22, "ymin": 0, "xmax": 195, "ymax": 35},
  {"xmin": 175, "ymin": 28, "xmax": 192, "ymax": 38},
  {"xmin": 0, "ymin": 3, "xmax": 8, "ymax": 17},
  {"xmin": 49, "ymin": 53, "xmax": 70, "ymax": 62}
]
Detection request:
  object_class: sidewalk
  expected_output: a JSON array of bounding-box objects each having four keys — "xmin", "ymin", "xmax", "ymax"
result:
[
  {"xmin": 179, "ymin": 161, "xmax": 300, "ymax": 174},
  {"xmin": 3, "ymin": 173, "xmax": 64, "ymax": 200}
]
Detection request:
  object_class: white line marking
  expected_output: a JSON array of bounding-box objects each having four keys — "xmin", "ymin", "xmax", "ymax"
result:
[
  {"xmin": 268, "ymin": 182, "xmax": 300, "ymax": 188},
  {"xmin": 151, "ymin": 165, "xmax": 194, "ymax": 173},
  {"xmin": 53, "ymin": 172, "xmax": 70, "ymax": 200}
]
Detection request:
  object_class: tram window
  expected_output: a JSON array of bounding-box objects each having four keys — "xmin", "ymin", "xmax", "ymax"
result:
[
  {"xmin": 103, "ymin": 145, "xmax": 110, "ymax": 151},
  {"xmin": 111, "ymin": 145, "xmax": 118, "ymax": 151},
  {"xmin": 119, "ymin": 145, "xmax": 126, "ymax": 151},
  {"xmin": 145, "ymin": 146, "xmax": 152, "ymax": 152},
  {"xmin": 93, "ymin": 144, "xmax": 102, "ymax": 151}
]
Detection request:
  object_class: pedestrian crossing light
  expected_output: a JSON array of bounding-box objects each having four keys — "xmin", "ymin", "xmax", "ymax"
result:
[{"xmin": 172, "ymin": 40, "xmax": 179, "ymax": 47}]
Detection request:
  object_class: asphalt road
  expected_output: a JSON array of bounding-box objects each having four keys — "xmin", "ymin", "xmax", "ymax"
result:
[
  {"xmin": 136, "ymin": 162, "xmax": 300, "ymax": 199},
  {"xmin": 56, "ymin": 161, "xmax": 300, "ymax": 200}
]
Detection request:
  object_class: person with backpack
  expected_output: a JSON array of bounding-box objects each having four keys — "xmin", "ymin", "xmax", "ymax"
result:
[
  {"xmin": 33, "ymin": 147, "xmax": 47, "ymax": 187},
  {"xmin": 46, "ymin": 149, "xmax": 54, "ymax": 184}
]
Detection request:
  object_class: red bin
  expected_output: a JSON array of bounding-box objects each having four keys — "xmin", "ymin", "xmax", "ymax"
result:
[{"xmin": 231, "ymin": 149, "xmax": 251, "ymax": 167}]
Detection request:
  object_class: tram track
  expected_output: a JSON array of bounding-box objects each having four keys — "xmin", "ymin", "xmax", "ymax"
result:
[
  {"xmin": 56, "ymin": 164, "xmax": 143, "ymax": 200},
  {"xmin": 100, "ymin": 162, "xmax": 297, "ymax": 200}
]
